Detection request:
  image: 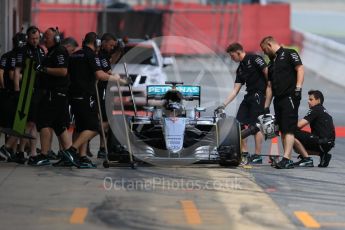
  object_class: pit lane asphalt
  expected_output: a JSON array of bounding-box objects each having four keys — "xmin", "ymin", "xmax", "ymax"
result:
[{"xmin": 0, "ymin": 58, "xmax": 344, "ymax": 230}]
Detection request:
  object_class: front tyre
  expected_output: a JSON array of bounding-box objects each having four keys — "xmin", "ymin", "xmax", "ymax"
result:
[{"xmin": 217, "ymin": 116, "xmax": 241, "ymax": 167}]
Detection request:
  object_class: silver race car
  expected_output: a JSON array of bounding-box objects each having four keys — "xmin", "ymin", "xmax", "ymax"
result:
[{"xmin": 106, "ymin": 81, "xmax": 242, "ymax": 167}]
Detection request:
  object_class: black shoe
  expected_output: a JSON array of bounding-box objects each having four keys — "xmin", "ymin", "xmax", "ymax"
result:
[
  {"xmin": 97, "ymin": 148, "xmax": 106, "ymax": 159},
  {"xmin": 14, "ymin": 152, "xmax": 27, "ymax": 164},
  {"xmin": 27, "ymin": 155, "xmax": 38, "ymax": 165},
  {"xmin": 27, "ymin": 154, "xmax": 50, "ymax": 166},
  {"xmin": 248, "ymin": 154, "xmax": 263, "ymax": 164},
  {"xmin": 293, "ymin": 155, "xmax": 303, "ymax": 166},
  {"xmin": 57, "ymin": 150, "xmax": 64, "ymax": 159},
  {"xmin": 275, "ymin": 157, "xmax": 294, "ymax": 169},
  {"xmin": 269, "ymin": 156, "xmax": 279, "ymax": 167},
  {"xmin": 0, "ymin": 145, "xmax": 15, "ymax": 161},
  {"xmin": 294, "ymin": 156, "xmax": 314, "ymax": 167},
  {"xmin": 52, "ymin": 156, "xmax": 73, "ymax": 167},
  {"xmin": 47, "ymin": 150, "xmax": 59, "ymax": 160},
  {"xmin": 78, "ymin": 156, "xmax": 97, "ymax": 168},
  {"xmin": 62, "ymin": 148, "xmax": 80, "ymax": 167},
  {"xmin": 318, "ymin": 153, "xmax": 332, "ymax": 167}
]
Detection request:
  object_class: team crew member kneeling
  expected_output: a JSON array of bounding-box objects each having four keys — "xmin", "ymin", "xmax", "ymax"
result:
[
  {"xmin": 293, "ymin": 90, "xmax": 335, "ymax": 167},
  {"xmin": 61, "ymin": 32, "xmax": 128, "ymax": 168}
]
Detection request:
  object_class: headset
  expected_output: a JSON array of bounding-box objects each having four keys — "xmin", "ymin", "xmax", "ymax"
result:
[
  {"xmin": 26, "ymin": 26, "xmax": 43, "ymax": 40},
  {"xmin": 95, "ymin": 36, "xmax": 101, "ymax": 48},
  {"xmin": 48, "ymin": 27, "xmax": 61, "ymax": 44}
]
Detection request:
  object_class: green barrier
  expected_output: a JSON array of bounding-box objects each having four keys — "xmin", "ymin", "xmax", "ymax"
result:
[{"xmin": 13, "ymin": 58, "xmax": 36, "ymax": 134}]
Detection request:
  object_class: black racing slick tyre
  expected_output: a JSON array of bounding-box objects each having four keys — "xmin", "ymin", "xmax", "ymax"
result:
[{"xmin": 217, "ymin": 116, "xmax": 241, "ymax": 167}]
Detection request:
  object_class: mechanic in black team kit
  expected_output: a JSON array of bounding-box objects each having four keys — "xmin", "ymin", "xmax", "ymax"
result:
[
  {"xmin": 18, "ymin": 26, "xmax": 46, "ymax": 162},
  {"xmin": 28, "ymin": 27, "xmax": 72, "ymax": 166},
  {"xmin": 0, "ymin": 27, "xmax": 45, "ymax": 163},
  {"xmin": 293, "ymin": 90, "xmax": 335, "ymax": 167},
  {"xmin": 96, "ymin": 33, "xmax": 117, "ymax": 159},
  {"xmin": 62, "ymin": 32, "xmax": 127, "ymax": 168},
  {"xmin": 260, "ymin": 36, "xmax": 304, "ymax": 169},
  {"xmin": 0, "ymin": 33, "xmax": 26, "ymax": 162},
  {"xmin": 216, "ymin": 42, "xmax": 270, "ymax": 164}
]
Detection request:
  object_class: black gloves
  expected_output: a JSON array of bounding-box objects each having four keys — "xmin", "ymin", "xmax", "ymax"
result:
[
  {"xmin": 293, "ymin": 87, "xmax": 302, "ymax": 100},
  {"xmin": 263, "ymin": 107, "xmax": 270, "ymax": 114},
  {"xmin": 35, "ymin": 64, "xmax": 47, "ymax": 73}
]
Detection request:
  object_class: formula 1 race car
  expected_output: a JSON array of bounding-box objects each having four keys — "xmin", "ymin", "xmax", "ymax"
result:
[{"xmin": 106, "ymin": 81, "xmax": 242, "ymax": 167}]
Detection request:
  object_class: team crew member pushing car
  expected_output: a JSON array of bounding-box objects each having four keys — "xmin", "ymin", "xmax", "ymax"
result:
[
  {"xmin": 216, "ymin": 42, "xmax": 269, "ymax": 164},
  {"xmin": 293, "ymin": 90, "xmax": 335, "ymax": 167},
  {"xmin": 62, "ymin": 32, "xmax": 128, "ymax": 168},
  {"xmin": 260, "ymin": 36, "xmax": 304, "ymax": 169},
  {"xmin": 28, "ymin": 27, "xmax": 72, "ymax": 166}
]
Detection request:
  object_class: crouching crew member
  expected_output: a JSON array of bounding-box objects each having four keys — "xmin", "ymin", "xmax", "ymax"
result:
[{"xmin": 293, "ymin": 90, "xmax": 335, "ymax": 167}]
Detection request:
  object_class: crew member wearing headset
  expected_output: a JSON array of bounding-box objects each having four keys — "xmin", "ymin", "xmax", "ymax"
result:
[
  {"xmin": 14, "ymin": 26, "xmax": 45, "ymax": 164},
  {"xmin": 0, "ymin": 32, "xmax": 26, "ymax": 163},
  {"xmin": 61, "ymin": 32, "xmax": 128, "ymax": 168},
  {"xmin": 29, "ymin": 27, "xmax": 72, "ymax": 166}
]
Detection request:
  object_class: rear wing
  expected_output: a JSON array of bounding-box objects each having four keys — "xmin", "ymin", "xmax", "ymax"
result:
[{"xmin": 146, "ymin": 85, "xmax": 201, "ymax": 103}]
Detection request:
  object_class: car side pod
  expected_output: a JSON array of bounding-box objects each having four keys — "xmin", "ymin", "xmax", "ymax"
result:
[{"xmin": 217, "ymin": 117, "xmax": 241, "ymax": 167}]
